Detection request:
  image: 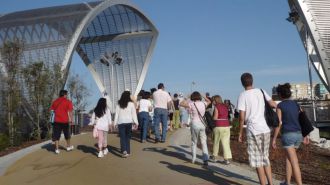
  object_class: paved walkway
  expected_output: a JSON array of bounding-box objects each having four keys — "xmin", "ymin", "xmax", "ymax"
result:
[{"xmin": 0, "ymin": 128, "xmax": 279, "ymax": 185}]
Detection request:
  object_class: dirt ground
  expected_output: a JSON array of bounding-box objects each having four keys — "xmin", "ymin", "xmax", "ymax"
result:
[{"xmin": 208, "ymin": 133, "xmax": 330, "ymax": 185}]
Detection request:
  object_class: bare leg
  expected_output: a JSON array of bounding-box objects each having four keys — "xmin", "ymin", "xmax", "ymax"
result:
[
  {"xmin": 256, "ymin": 167, "xmax": 267, "ymax": 185},
  {"xmin": 66, "ymin": 139, "xmax": 71, "ymax": 148},
  {"xmin": 264, "ymin": 165, "xmax": 273, "ymax": 185},
  {"xmin": 55, "ymin": 140, "xmax": 59, "ymax": 150},
  {"xmin": 285, "ymin": 148, "xmax": 302, "ymax": 185},
  {"xmin": 285, "ymin": 157, "xmax": 292, "ymax": 184}
]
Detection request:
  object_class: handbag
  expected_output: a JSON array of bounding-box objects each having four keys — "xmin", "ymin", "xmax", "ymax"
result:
[
  {"xmin": 260, "ymin": 89, "xmax": 279, "ymax": 128},
  {"xmin": 204, "ymin": 111, "xmax": 216, "ymax": 130},
  {"xmin": 296, "ymin": 102, "xmax": 314, "ymax": 137},
  {"xmin": 93, "ymin": 126, "xmax": 98, "ymax": 138},
  {"xmin": 193, "ymin": 103, "xmax": 214, "ymax": 132}
]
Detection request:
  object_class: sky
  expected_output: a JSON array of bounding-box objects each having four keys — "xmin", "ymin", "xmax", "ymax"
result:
[{"xmin": 0, "ymin": 0, "xmax": 321, "ymax": 111}]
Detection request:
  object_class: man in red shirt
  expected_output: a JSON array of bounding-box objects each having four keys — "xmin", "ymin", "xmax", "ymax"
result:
[{"xmin": 50, "ymin": 90, "xmax": 74, "ymax": 154}]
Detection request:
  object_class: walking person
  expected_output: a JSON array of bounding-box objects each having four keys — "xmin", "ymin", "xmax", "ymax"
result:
[
  {"xmin": 224, "ymin": 99, "xmax": 235, "ymax": 122},
  {"xmin": 114, "ymin": 91, "xmax": 139, "ymax": 157},
  {"xmin": 237, "ymin": 73, "xmax": 276, "ymax": 185},
  {"xmin": 50, "ymin": 90, "xmax": 74, "ymax": 154},
  {"xmin": 153, "ymin": 83, "xmax": 173, "ymax": 143},
  {"xmin": 138, "ymin": 91, "xmax": 152, "ymax": 143},
  {"xmin": 179, "ymin": 95, "xmax": 190, "ymax": 128},
  {"xmin": 272, "ymin": 83, "xmax": 309, "ymax": 185},
  {"xmin": 173, "ymin": 93, "xmax": 181, "ymax": 129},
  {"xmin": 210, "ymin": 95, "xmax": 232, "ymax": 164},
  {"xmin": 89, "ymin": 98, "xmax": 112, "ymax": 158},
  {"xmin": 188, "ymin": 91, "xmax": 211, "ymax": 166}
]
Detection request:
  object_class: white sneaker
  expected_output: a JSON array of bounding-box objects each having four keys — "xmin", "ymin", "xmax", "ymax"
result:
[
  {"xmin": 122, "ymin": 151, "xmax": 129, "ymax": 158},
  {"xmin": 55, "ymin": 149, "xmax": 60, "ymax": 154},
  {"xmin": 103, "ymin": 148, "xmax": 109, "ymax": 155},
  {"xmin": 66, "ymin": 145, "xmax": 74, "ymax": 151},
  {"xmin": 98, "ymin": 151, "xmax": 104, "ymax": 158}
]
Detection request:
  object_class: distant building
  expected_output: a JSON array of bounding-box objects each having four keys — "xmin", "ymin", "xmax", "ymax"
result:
[
  {"xmin": 272, "ymin": 83, "xmax": 316, "ymax": 100},
  {"xmin": 315, "ymin": 83, "xmax": 330, "ymax": 99},
  {"xmin": 272, "ymin": 82, "xmax": 329, "ymax": 100}
]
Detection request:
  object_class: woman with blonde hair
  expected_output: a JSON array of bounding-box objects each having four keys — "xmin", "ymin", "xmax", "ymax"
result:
[{"xmin": 211, "ymin": 95, "xmax": 232, "ymax": 164}]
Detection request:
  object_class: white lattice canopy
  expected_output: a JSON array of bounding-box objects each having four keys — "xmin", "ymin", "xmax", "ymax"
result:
[{"xmin": 0, "ymin": 0, "xmax": 158, "ymax": 111}]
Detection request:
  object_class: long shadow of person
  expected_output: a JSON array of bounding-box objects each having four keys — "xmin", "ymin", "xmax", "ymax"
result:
[
  {"xmin": 77, "ymin": 145, "xmax": 98, "ymax": 157},
  {"xmin": 208, "ymin": 165, "xmax": 259, "ymax": 184},
  {"xmin": 107, "ymin": 145, "xmax": 122, "ymax": 158},
  {"xmin": 143, "ymin": 147, "xmax": 190, "ymax": 163},
  {"xmin": 160, "ymin": 161, "xmax": 242, "ymax": 185},
  {"xmin": 41, "ymin": 143, "xmax": 66, "ymax": 152},
  {"xmin": 143, "ymin": 147, "xmax": 208, "ymax": 165}
]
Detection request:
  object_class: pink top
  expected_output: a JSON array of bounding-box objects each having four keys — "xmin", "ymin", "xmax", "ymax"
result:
[
  {"xmin": 189, "ymin": 101, "xmax": 206, "ymax": 122},
  {"xmin": 214, "ymin": 104, "xmax": 230, "ymax": 127}
]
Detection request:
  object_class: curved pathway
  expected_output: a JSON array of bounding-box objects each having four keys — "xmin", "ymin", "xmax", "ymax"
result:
[{"xmin": 0, "ymin": 128, "xmax": 276, "ymax": 185}]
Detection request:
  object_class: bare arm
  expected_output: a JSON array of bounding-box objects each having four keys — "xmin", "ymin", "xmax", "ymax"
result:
[
  {"xmin": 238, "ymin": 110, "xmax": 245, "ymax": 142},
  {"xmin": 272, "ymin": 108, "xmax": 282, "ymax": 149},
  {"xmin": 268, "ymin": 100, "xmax": 277, "ymax": 109},
  {"xmin": 203, "ymin": 95, "xmax": 211, "ymax": 107},
  {"xmin": 68, "ymin": 110, "xmax": 73, "ymax": 124},
  {"xmin": 213, "ymin": 107, "xmax": 218, "ymax": 120}
]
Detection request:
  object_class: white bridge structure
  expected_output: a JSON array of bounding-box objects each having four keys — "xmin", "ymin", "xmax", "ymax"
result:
[
  {"xmin": 288, "ymin": 0, "xmax": 330, "ymax": 92},
  {"xmin": 0, "ymin": 0, "xmax": 158, "ymax": 112}
]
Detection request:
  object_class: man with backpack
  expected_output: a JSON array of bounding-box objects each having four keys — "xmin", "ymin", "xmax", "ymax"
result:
[{"xmin": 50, "ymin": 90, "xmax": 74, "ymax": 154}]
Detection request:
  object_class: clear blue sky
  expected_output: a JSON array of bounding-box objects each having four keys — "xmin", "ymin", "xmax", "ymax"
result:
[{"xmin": 0, "ymin": 0, "xmax": 320, "ymax": 110}]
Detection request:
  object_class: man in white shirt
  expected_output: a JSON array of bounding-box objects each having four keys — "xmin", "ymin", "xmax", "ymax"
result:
[
  {"xmin": 237, "ymin": 73, "xmax": 276, "ymax": 185},
  {"xmin": 153, "ymin": 83, "xmax": 173, "ymax": 143}
]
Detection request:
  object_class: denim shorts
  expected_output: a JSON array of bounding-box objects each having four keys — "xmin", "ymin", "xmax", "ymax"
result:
[{"xmin": 281, "ymin": 131, "xmax": 302, "ymax": 149}]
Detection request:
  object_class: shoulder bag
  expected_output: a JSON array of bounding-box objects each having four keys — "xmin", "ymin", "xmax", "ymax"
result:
[
  {"xmin": 193, "ymin": 103, "xmax": 214, "ymax": 132},
  {"xmin": 260, "ymin": 89, "xmax": 279, "ymax": 128},
  {"xmin": 296, "ymin": 102, "xmax": 314, "ymax": 137},
  {"xmin": 50, "ymin": 100, "xmax": 64, "ymax": 124}
]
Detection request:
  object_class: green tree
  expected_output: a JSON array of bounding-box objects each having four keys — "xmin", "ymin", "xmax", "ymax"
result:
[
  {"xmin": 67, "ymin": 74, "xmax": 90, "ymax": 112},
  {"xmin": 22, "ymin": 62, "xmax": 52, "ymax": 140},
  {"xmin": 0, "ymin": 40, "xmax": 23, "ymax": 146},
  {"xmin": 44, "ymin": 63, "xmax": 64, "ymax": 138}
]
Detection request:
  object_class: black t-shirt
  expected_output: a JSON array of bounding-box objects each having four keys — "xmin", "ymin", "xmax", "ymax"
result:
[
  {"xmin": 173, "ymin": 99, "xmax": 179, "ymax": 110},
  {"xmin": 206, "ymin": 96, "xmax": 212, "ymax": 109}
]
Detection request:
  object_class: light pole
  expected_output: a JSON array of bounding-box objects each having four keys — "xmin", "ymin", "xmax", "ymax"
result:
[
  {"xmin": 100, "ymin": 51, "xmax": 124, "ymax": 112},
  {"xmin": 190, "ymin": 81, "xmax": 196, "ymax": 93}
]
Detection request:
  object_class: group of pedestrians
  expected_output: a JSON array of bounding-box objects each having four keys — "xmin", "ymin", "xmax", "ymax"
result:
[{"xmin": 50, "ymin": 73, "xmax": 309, "ymax": 185}]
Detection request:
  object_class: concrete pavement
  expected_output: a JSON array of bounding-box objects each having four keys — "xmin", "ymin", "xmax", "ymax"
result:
[{"xmin": 0, "ymin": 128, "xmax": 280, "ymax": 185}]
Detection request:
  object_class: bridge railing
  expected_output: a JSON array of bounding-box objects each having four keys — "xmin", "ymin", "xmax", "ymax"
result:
[{"xmin": 296, "ymin": 100, "xmax": 330, "ymax": 127}]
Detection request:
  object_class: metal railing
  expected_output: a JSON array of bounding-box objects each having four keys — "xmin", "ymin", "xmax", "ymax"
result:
[{"xmin": 297, "ymin": 100, "xmax": 330, "ymax": 127}]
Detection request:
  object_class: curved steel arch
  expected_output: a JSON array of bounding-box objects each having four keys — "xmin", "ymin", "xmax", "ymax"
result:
[
  {"xmin": 288, "ymin": 0, "xmax": 330, "ymax": 92},
  {"xmin": 0, "ymin": 0, "xmax": 158, "ymax": 111}
]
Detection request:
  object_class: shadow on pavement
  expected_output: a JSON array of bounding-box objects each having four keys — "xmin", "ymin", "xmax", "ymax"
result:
[
  {"xmin": 41, "ymin": 143, "xmax": 66, "ymax": 152},
  {"xmin": 77, "ymin": 145, "xmax": 98, "ymax": 156},
  {"xmin": 169, "ymin": 145, "xmax": 204, "ymax": 161},
  {"xmin": 160, "ymin": 161, "xmax": 242, "ymax": 185},
  {"xmin": 143, "ymin": 147, "xmax": 190, "ymax": 162},
  {"xmin": 107, "ymin": 145, "xmax": 122, "ymax": 158},
  {"xmin": 208, "ymin": 165, "xmax": 259, "ymax": 184},
  {"xmin": 144, "ymin": 146, "xmax": 257, "ymax": 184}
]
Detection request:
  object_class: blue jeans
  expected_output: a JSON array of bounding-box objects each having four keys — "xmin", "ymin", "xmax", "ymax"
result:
[
  {"xmin": 281, "ymin": 131, "xmax": 302, "ymax": 149},
  {"xmin": 154, "ymin": 108, "xmax": 168, "ymax": 141},
  {"xmin": 118, "ymin": 123, "xmax": 132, "ymax": 154},
  {"xmin": 138, "ymin": 112, "xmax": 150, "ymax": 141}
]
